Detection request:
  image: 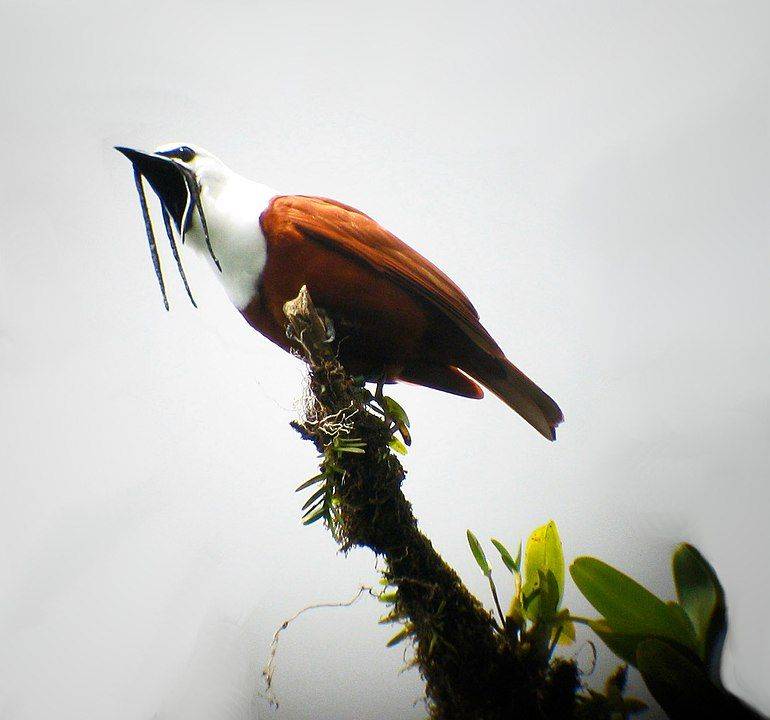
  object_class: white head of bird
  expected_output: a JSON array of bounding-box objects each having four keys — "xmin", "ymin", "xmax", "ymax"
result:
[{"xmin": 117, "ymin": 142, "xmax": 277, "ymax": 309}]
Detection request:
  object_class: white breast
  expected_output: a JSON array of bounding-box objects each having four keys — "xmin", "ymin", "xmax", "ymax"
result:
[{"xmin": 183, "ymin": 176, "xmax": 277, "ymax": 310}]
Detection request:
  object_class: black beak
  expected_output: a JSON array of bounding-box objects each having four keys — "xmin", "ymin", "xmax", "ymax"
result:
[
  {"xmin": 115, "ymin": 146, "xmax": 188, "ymax": 230},
  {"xmin": 116, "ymin": 146, "xmax": 198, "ymax": 309}
]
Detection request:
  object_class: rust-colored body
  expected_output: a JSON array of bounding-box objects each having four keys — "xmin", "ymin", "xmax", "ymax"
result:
[{"xmin": 244, "ymin": 195, "xmax": 563, "ymax": 439}]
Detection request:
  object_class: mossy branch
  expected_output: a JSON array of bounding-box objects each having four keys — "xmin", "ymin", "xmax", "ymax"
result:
[{"xmin": 283, "ymin": 286, "xmax": 578, "ymax": 720}]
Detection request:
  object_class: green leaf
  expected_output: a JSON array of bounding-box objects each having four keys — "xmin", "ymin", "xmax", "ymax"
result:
[
  {"xmin": 383, "ymin": 396, "xmax": 410, "ymax": 427},
  {"xmin": 636, "ymin": 638, "xmax": 722, "ymax": 719},
  {"xmin": 560, "ymin": 618, "xmax": 576, "ymax": 645},
  {"xmin": 507, "ymin": 592, "xmax": 524, "ymax": 625},
  {"xmin": 522, "ymin": 585, "xmax": 542, "ymax": 612},
  {"xmin": 301, "ymin": 497, "xmax": 323, "ymax": 515},
  {"xmin": 335, "ymin": 439, "xmax": 366, "ymax": 451},
  {"xmin": 570, "ymin": 557, "xmax": 696, "ymax": 650},
  {"xmin": 666, "ymin": 601, "xmax": 698, "ymax": 646},
  {"xmin": 396, "ymin": 421, "xmax": 411, "ymax": 447},
  {"xmin": 466, "ymin": 529, "xmax": 491, "ymax": 576},
  {"xmin": 584, "ymin": 617, "xmax": 700, "ymax": 672},
  {"xmin": 302, "ymin": 504, "xmax": 327, "ymax": 525},
  {"xmin": 388, "ymin": 438, "xmax": 408, "ymax": 455},
  {"xmin": 295, "ymin": 473, "xmax": 326, "ymax": 492},
  {"xmin": 491, "ymin": 538, "xmax": 520, "ymax": 573},
  {"xmin": 386, "ymin": 624, "xmax": 413, "ymax": 647},
  {"xmin": 543, "ymin": 569, "xmax": 562, "ymax": 618},
  {"xmin": 428, "ymin": 633, "xmax": 438, "ymax": 657},
  {"xmin": 334, "ymin": 435, "xmax": 364, "ymax": 445},
  {"xmin": 522, "ymin": 521, "xmax": 564, "ymax": 617},
  {"xmin": 301, "ymin": 485, "xmax": 328, "ymax": 511},
  {"xmin": 585, "ymin": 619, "xmax": 648, "ymax": 666},
  {"xmin": 672, "ymin": 543, "xmax": 726, "ymax": 675},
  {"xmin": 522, "ymin": 570, "xmax": 560, "ymax": 621}
]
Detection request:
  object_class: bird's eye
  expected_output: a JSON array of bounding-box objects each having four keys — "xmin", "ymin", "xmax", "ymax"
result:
[
  {"xmin": 176, "ymin": 146, "xmax": 195, "ymax": 162},
  {"xmin": 157, "ymin": 145, "xmax": 196, "ymax": 162}
]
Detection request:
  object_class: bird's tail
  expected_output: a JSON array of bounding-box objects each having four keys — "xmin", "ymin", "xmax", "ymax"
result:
[{"xmin": 462, "ymin": 352, "xmax": 564, "ymax": 440}]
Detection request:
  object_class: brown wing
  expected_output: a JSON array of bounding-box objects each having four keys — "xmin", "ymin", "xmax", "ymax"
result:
[
  {"xmin": 259, "ymin": 195, "xmax": 563, "ymax": 439},
  {"xmin": 260, "ymin": 195, "xmax": 502, "ymax": 356}
]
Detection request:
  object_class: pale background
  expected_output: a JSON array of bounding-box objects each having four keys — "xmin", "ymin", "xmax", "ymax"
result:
[{"xmin": 1, "ymin": 1, "xmax": 768, "ymax": 719}]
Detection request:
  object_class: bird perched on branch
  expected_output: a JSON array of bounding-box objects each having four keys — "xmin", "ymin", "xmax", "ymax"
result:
[{"xmin": 116, "ymin": 143, "xmax": 563, "ymax": 440}]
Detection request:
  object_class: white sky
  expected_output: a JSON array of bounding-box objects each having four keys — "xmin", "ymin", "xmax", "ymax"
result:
[{"xmin": 1, "ymin": 2, "xmax": 769, "ymax": 719}]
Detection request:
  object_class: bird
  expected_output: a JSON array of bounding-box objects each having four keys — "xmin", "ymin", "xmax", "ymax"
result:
[{"xmin": 116, "ymin": 143, "xmax": 564, "ymax": 440}]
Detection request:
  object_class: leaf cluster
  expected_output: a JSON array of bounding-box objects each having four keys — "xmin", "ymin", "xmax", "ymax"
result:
[
  {"xmin": 467, "ymin": 522, "xmax": 643, "ymax": 717},
  {"xmin": 295, "ymin": 434, "xmax": 365, "ymax": 533},
  {"xmin": 467, "ymin": 522, "xmax": 578, "ymax": 663},
  {"xmin": 467, "ymin": 521, "xmax": 765, "ymax": 719},
  {"xmin": 570, "ymin": 545, "xmax": 759, "ymax": 719},
  {"xmin": 296, "ymin": 389, "xmax": 412, "ymax": 533}
]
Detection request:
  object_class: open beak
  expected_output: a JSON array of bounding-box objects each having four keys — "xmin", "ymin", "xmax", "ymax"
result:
[
  {"xmin": 116, "ymin": 146, "xmax": 197, "ymax": 309},
  {"xmin": 115, "ymin": 146, "xmax": 189, "ymax": 230}
]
